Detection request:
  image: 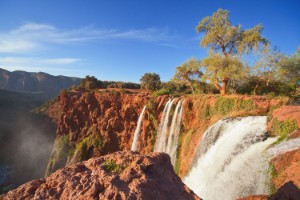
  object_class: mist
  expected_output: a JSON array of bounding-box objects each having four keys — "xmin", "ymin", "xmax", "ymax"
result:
[{"xmin": 0, "ymin": 90, "xmax": 56, "ymax": 192}]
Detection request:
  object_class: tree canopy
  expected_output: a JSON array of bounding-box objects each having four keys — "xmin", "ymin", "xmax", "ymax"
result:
[
  {"xmin": 196, "ymin": 9, "xmax": 269, "ymax": 95},
  {"xmin": 140, "ymin": 73, "xmax": 161, "ymax": 91},
  {"xmin": 173, "ymin": 58, "xmax": 203, "ymax": 93}
]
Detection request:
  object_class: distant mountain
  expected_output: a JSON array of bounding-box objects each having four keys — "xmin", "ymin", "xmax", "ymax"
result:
[{"xmin": 0, "ymin": 68, "xmax": 81, "ymax": 100}]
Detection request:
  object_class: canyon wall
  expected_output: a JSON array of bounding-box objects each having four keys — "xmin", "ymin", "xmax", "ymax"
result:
[{"xmin": 43, "ymin": 90, "xmax": 287, "ymax": 177}]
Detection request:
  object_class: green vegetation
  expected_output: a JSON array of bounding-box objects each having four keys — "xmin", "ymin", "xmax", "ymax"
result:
[
  {"xmin": 71, "ymin": 133, "xmax": 105, "ymax": 162},
  {"xmin": 196, "ymin": 9, "xmax": 268, "ymax": 95},
  {"xmin": 140, "ymin": 73, "xmax": 162, "ymax": 91},
  {"xmin": 213, "ymin": 97, "xmax": 235, "ymax": 115},
  {"xmin": 270, "ymin": 118, "xmax": 297, "ymax": 142},
  {"xmin": 45, "ymin": 134, "xmax": 71, "ymax": 177},
  {"xmin": 268, "ymin": 163, "xmax": 278, "ymax": 194},
  {"xmin": 236, "ymin": 99, "xmax": 256, "ymax": 111},
  {"xmin": 79, "ymin": 75, "xmax": 140, "ymax": 90},
  {"xmin": 173, "ymin": 58, "xmax": 203, "ymax": 94},
  {"xmin": 102, "ymin": 159, "xmax": 127, "ymax": 174},
  {"xmin": 139, "ymin": 9, "xmax": 299, "ymax": 97}
]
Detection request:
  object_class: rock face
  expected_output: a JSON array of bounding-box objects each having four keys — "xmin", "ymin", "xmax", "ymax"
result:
[
  {"xmin": 270, "ymin": 105, "xmax": 300, "ymax": 128},
  {"xmin": 44, "ymin": 90, "xmax": 156, "ymax": 175},
  {"xmin": 271, "ymin": 148, "xmax": 300, "ymax": 191},
  {"xmin": 43, "ymin": 91, "xmax": 286, "ymax": 177},
  {"xmin": 0, "ymin": 151, "xmax": 201, "ymax": 200}
]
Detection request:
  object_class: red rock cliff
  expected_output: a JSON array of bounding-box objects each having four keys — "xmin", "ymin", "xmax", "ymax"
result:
[{"xmin": 0, "ymin": 151, "xmax": 201, "ymax": 200}]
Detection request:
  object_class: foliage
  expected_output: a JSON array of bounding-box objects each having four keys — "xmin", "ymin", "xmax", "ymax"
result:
[
  {"xmin": 268, "ymin": 163, "xmax": 278, "ymax": 194},
  {"xmin": 79, "ymin": 75, "xmax": 140, "ymax": 90},
  {"xmin": 196, "ymin": 9, "xmax": 268, "ymax": 95},
  {"xmin": 236, "ymin": 99, "xmax": 256, "ymax": 111},
  {"xmin": 282, "ymin": 48, "xmax": 300, "ymax": 87},
  {"xmin": 213, "ymin": 97, "xmax": 235, "ymax": 115},
  {"xmin": 173, "ymin": 58, "xmax": 203, "ymax": 93},
  {"xmin": 236, "ymin": 75, "xmax": 296, "ymax": 96},
  {"xmin": 80, "ymin": 75, "xmax": 99, "ymax": 90},
  {"xmin": 45, "ymin": 134, "xmax": 71, "ymax": 177},
  {"xmin": 73, "ymin": 133, "xmax": 105, "ymax": 161},
  {"xmin": 163, "ymin": 81, "xmax": 190, "ymax": 94},
  {"xmin": 270, "ymin": 118, "xmax": 297, "ymax": 142},
  {"xmin": 152, "ymin": 88, "xmax": 170, "ymax": 97},
  {"xmin": 140, "ymin": 73, "xmax": 162, "ymax": 91},
  {"xmin": 103, "ymin": 160, "xmax": 126, "ymax": 174},
  {"xmin": 254, "ymin": 48, "xmax": 287, "ymax": 86}
]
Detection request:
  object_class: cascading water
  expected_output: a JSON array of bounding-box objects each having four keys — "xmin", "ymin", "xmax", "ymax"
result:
[
  {"xmin": 131, "ymin": 106, "xmax": 146, "ymax": 151},
  {"xmin": 154, "ymin": 99, "xmax": 175, "ymax": 152},
  {"xmin": 184, "ymin": 116, "xmax": 277, "ymax": 200},
  {"xmin": 166, "ymin": 100, "xmax": 183, "ymax": 165},
  {"xmin": 154, "ymin": 99, "xmax": 183, "ymax": 166},
  {"xmin": 267, "ymin": 137, "xmax": 300, "ymax": 159}
]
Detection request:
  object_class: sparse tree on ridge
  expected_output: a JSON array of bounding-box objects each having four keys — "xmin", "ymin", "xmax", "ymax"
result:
[
  {"xmin": 173, "ymin": 58, "xmax": 203, "ymax": 93},
  {"xmin": 140, "ymin": 73, "xmax": 161, "ymax": 91},
  {"xmin": 196, "ymin": 9, "xmax": 269, "ymax": 95}
]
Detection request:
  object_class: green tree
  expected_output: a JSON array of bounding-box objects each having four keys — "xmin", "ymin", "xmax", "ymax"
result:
[
  {"xmin": 140, "ymin": 73, "xmax": 161, "ymax": 91},
  {"xmin": 80, "ymin": 75, "xmax": 99, "ymax": 90},
  {"xmin": 285, "ymin": 48, "xmax": 300, "ymax": 87},
  {"xmin": 253, "ymin": 47, "xmax": 288, "ymax": 95},
  {"xmin": 173, "ymin": 58, "xmax": 203, "ymax": 93},
  {"xmin": 196, "ymin": 9, "xmax": 269, "ymax": 95},
  {"xmin": 253, "ymin": 47, "xmax": 300, "ymax": 96}
]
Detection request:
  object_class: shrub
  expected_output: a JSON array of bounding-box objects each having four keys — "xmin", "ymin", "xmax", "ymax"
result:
[
  {"xmin": 236, "ymin": 99, "xmax": 256, "ymax": 111},
  {"xmin": 213, "ymin": 97, "xmax": 235, "ymax": 115},
  {"xmin": 152, "ymin": 88, "xmax": 170, "ymax": 97},
  {"xmin": 270, "ymin": 118, "xmax": 297, "ymax": 141},
  {"xmin": 140, "ymin": 73, "xmax": 162, "ymax": 91},
  {"xmin": 103, "ymin": 160, "xmax": 126, "ymax": 174}
]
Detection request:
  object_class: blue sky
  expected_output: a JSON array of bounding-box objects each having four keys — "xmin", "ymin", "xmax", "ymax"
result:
[{"xmin": 0, "ymin": 0, "xmax": 299, "ymax": 82}]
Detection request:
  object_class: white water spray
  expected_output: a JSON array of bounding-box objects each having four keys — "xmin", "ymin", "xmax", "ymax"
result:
[
  {"xmin": 154, "ymin": 99, "xmax": 175, "ymax": 152},
  {"xmin": 267, "ymin": 137, "xmax": 300, "ymax": 159},
  {"xmin": 184, "ymin": 116, "xmax": 277, "ymax": 200},
  {"xmin": 131, "ymin": 106, "xmax": 146, "ymax": 151},
  {"xmin": 166, "ymin": 100, "xmax": 183, "ymax": 165},
  {"xmin": 154, "ymin": 99, "xmax": 183, "ymax": 166}
]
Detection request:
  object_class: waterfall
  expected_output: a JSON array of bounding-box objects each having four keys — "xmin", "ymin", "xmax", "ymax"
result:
[
  {"xmin": 184, "ymin": 116, "xmax": 277, "ymax": 200},
  {"xmin": 267, "ymin": 137, "xmax": 300, "ymax": 159},
  {"xmin": 154, "ymin": 99, "xmax": 175, "ymax": 152},
  {"xmin": 131, "ymin": 106, "xmax": 146, "ymax": 151},
  {"xmin": 166, "ymin": 100, "xmax": 183, "ymax": 165},
  {"xmin": 154, "ymin": 99, "xmax": 183, "ymax": 166}
]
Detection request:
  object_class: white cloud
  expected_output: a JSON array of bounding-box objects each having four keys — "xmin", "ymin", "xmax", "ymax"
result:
[
  {"xmin": 42, "ymin": 58, "xmax": 80, "ymax": 65},
  {"xmin": 0, "ymin": 56, "xmax": 80, "ymax": 66},
  {"xmin": 0, "ymin": 22, "xmax": 178, "ymax": 53}
]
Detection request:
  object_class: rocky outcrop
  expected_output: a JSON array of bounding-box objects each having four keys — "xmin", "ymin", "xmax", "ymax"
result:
[
  {"xmin": 43, "ymin": 91, "xmax": 286, "ymax": 177},
  {"xmin": 44, "ymin": 90, "xmax": 156, "ymax": 175},
  {"xmin": 271, "ymin": 148, "xmax": 300, "ymax": 190},
  {"xmin": 239, "ymin": 148, "xmax": 300, "ymax": 200},
  {"xmin": 0, "ymin": 151, "xmax": 201, "ymax": 200},
  {"xmin": 271, "ymin": 106, "xmax": 300, "ymax": 128}
]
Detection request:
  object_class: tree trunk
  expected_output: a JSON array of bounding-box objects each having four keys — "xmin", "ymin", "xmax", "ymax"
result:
[
  {"xmin": 253, "ymin": 83, "xmax": 259, "ymax": 96},
  {"xmin": 220, "ymin": 79, "xmax": 228, "ymax": 95}
]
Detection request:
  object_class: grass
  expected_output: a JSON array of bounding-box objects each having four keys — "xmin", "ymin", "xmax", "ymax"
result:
[
  {"xmin": 102, "ymin": 160, "xmax": 127, "ymax": 174},
  {"xmin": 71, "ymin": 133, "xmax": 105, "ymax": 162},
  {"xmin": 270, "ymin": 118, "xmax": 297, "ymax": 143},
  {"xmin": 268, "ymin": 163, "xmax": 278, "ymax": 194},
  {"xmin": 45, "ymin": 134, "xmax": 71, "ymax": 176}
]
